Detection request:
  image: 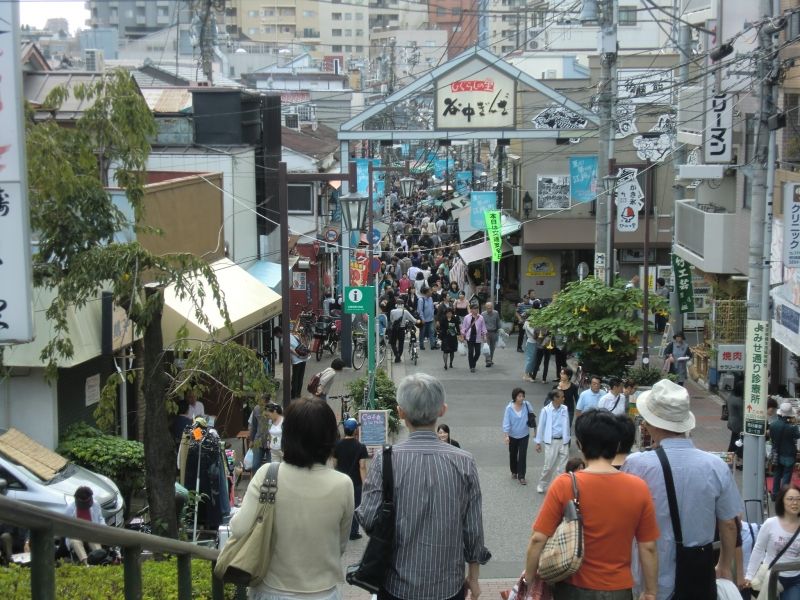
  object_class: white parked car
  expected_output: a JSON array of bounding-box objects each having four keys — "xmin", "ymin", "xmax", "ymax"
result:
[{"xmin": 0, "ymin": 428, "xmax": 124, "ymax": 527}]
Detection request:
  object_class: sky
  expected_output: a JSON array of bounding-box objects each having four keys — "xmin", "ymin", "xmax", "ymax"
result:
[{"xmin": 19, "ymin": 1, "xmax": 89, "ymax": 35}]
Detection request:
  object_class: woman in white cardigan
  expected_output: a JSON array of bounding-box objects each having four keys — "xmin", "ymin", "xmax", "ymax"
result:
[{"xmin": 230, "ymin": 397, "xmax": 354, "ymax": 600}]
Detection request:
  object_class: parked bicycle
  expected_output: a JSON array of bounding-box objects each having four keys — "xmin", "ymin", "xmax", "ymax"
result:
[
  {"xmin": 407, "ymin": 326, "xmax": 419, "ymax": 366},
  {"xmin": 351, "ymin": 331, "xmax": 386, "ymax": 370},
  {"xmin": 314, "ymin": 316, "xmax": 341, "ymax": 361}
]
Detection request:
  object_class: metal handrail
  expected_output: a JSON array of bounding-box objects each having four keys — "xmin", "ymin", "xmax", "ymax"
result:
[
  {"xmin": 768, "ymin": 560, "xmax": 800, "ymax": 599},
  {"xmin": 0, "ymin": 494, "xmax": 223, "ymax": 600}
]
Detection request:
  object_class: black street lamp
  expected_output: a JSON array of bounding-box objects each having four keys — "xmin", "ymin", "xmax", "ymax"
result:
[
  {"xmin": 399, "ymin": 176, "xmax": 416, "ymax": 200},
  {"xmin": 339, "ymin": 191, "xmax": 369, "ymax": 232},
  {"xmin": 523, "ymin": 191, "xmax": 533, "ymax": 218}
]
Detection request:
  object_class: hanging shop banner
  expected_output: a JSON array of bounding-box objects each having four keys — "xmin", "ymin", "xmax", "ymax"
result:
[
  {"xmin": 614, "ymin": 168, "xmax": 645, "ymax": 209},
  {"xmin": 785, "ymin": 182, "xmax": 800, "ymax": 268},
  {"xmin": 536, "ymin": 175, "xmax": 570, "ymax": 210},
  {"xmin": 434, "ymin": 58, "xmax": 516, "ymax": 130},
  {"xmin": 743, "ymin": 319, "xmax": 769, "ymax": 436},
  {"xmin": 356, "ymin": 158, "xmax": 384, "ymax": 212},
  {"xmin": 617, "ymin": 205, "xmax": 639, "ymax": 233},
  {"xmin": 671, "ymin": 254, "xmax": 695, "ymax": 313},
  {"xmin": 484, "ymin": 211, "xmax": 503, "ymax": 263},
  {"xmin": 0, "ymin": 2, "xmax": 34, "ymax": 343},
  {"xmin": 349, "ymin": 249, "xmax": 368, "ymax": 288},
  {"xmin": 470, "ymin": 191, "xmax": 497, "ymax": 229},
  {"xmin": 433, "ymin": 157, "xmax": 454, "ymax": 180},
  {"xmin": 455, "ymin": 171, "xmax": 472, "ymax": 195},
  {"xmin": 704, "ymin": 93, "xmax": 733, "ymax": 164},
  {"xmin": 569, "ymin": 156, "xmax": 598, "ymax": 204}
]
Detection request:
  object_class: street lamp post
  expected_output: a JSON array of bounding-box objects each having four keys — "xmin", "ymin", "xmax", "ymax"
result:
[
  {"xmin": 339, "ymin": 190, "xmax": 369, "ymax": 376},
  {"xmin": 523, "ymin": 191, "xmax": 533, "ymax": 219},
  {"xmin": 601, "ymin": 173, "xmax": 619, "ymax": 286},
  {"xmin": 399, "ymin": 176, "xmax": 416, "ymax": 201}
]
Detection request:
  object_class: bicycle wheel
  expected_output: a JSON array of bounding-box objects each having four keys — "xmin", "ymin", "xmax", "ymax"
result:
[
  {"xmin": 378, "ymin": 341, "xmax": 386, "ymax": 365},
  {"xmin": 411, "ymin": 344, "xmax": 418, "ymax": 366},
  {"xmin": 315, "ymin": 343, "xmax": 323, "ymax": 361},
  {"xmin": 352, "ymin": 341, "xmax": 366, "ymax": 370}
]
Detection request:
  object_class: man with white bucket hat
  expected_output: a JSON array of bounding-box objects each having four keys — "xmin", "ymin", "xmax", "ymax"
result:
[{"xmin": 623, "ymin": 379, "xmax": 743, "ymax": 600}]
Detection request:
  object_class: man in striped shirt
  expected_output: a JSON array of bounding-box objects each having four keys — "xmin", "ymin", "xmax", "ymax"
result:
[{"xmin": 357, "ymin": 373, "xmax": 490, "ymax": 600}]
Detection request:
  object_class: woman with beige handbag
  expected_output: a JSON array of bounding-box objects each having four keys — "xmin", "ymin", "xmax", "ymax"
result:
[
  {"xmin": 525, "ymin": 410, "xmax": 660, "ymax": 600},
  {"xmin": 226, "ymin": 398, "xmax": 354, "ymax": 600}
]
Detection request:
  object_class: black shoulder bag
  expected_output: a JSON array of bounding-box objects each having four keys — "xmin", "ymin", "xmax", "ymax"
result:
[
  {"xmin": 346, "ymin": 446, "xmax": 394, "ymax": 594},
  {"xmin": 655, "ymin": 446, "xmax": 717, "ymax": 600}
]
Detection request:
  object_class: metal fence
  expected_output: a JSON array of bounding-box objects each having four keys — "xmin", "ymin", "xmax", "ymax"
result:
[{"xmin": 0, "ymin": 494, "xmax": 223, "ymax": 600}]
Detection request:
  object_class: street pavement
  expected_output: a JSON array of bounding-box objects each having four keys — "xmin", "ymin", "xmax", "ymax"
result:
[{"xmin": 250, "ymin": 341, "xmax": 736, "ymax": 599}]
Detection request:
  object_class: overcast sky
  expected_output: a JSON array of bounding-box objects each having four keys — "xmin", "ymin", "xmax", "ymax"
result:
[{"xmin": 19, "ymin": 1, "xmax": 89, "ymax": 35}]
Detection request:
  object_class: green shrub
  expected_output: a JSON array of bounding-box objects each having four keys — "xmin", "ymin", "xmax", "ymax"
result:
[
  {"xmin": 624, "ymin": 365, "xmax": 679, "ymax": 387},
  {"xmin": 0, "ymin": 558, "xmax": 237, "ymax": 599},
  {"xmin": 347, "ymin": 368, "xmax": 400, "ymax": 433},
  {"xmin": 57, "ymin": 423, "xmax": 145, "ymax": 518}
]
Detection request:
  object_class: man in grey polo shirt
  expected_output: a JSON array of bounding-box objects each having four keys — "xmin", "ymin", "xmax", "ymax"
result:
[
  {"xmin": 481, "ymin": 302, "xmax": 502, "ymax": 367},
  {"xmin": 358, "ymin": 374, "xmax": 491, "ymax": 600},
  {"xmin": 623, "ymin": 379, "xmax": 743, "ymax": 600}
]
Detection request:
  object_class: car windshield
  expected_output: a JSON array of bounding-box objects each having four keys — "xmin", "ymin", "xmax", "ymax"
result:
[{"xmin": 11, "ymin": 460, "xmax": 73, "ymax": 484}]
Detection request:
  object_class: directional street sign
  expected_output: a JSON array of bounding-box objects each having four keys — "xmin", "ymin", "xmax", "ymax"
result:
[{"xmin": 344, "ymin": 286, "xmax": 375, "ymax": 315}]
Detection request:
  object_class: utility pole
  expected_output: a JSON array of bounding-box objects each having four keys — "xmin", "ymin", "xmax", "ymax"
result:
[
  {"xmin": 670, "ymin": 24, "xmax": 692, "ymax": 334},
  {"xmin": 742, "ymin": 0, "xmax": 782, "ymax": 525},
  {"xmin": 591, "ymin": 0, "xmax": 617, "ymax": 285}
]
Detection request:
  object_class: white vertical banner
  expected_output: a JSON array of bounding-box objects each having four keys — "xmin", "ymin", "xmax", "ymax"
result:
[
  {"xmin": 0, "ymin": 3, "xmax": 34, "ymax": 342},
  {"xmin": 785, "ymin": 182, "xmax": 800, "ymax": 268},
  {"xmin": 704, "ymin": 93, "xmax": 733, "ymax": 163},
  {"xmin": 743, "ymin": 319, "xmax": 769, "ymax": 436}
]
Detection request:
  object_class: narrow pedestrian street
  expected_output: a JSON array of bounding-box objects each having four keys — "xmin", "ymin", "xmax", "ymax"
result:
[{"xmin": 303, "ymin": 338, "xmax": 738, "ymax": 598}]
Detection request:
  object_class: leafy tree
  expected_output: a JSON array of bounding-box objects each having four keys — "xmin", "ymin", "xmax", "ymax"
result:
[
  {"xmin": 23, "ymin": 70, "xmax": 273, "ymax": 537},
  {"xmin": 527, "ymin": 277, "xmax": 667, "ymax": 377}
]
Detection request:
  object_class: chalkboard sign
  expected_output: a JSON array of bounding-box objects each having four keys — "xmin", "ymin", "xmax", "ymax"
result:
[{"xmin": 359, "ymin": 410, "xmax": 389, "ymax": 449}]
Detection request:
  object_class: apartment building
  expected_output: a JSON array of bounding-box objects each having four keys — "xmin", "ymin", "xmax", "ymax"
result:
[
  {"xmin": 85, "ymin": 0, "xmax": 192, "ymax": 40},
  {"xmin": 427, "ymin": 0, "xmax": 480, "ymax": 58}
]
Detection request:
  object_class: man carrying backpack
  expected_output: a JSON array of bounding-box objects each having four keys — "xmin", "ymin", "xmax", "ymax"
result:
[{"xmin": 389, "ymin": 299, "xmax": 418, "ymax": 363}]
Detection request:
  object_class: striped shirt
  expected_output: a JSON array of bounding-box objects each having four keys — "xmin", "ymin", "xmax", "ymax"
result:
[{"xmin": 356, "ymin": 430, "xmax": 489, "ymax": 600}]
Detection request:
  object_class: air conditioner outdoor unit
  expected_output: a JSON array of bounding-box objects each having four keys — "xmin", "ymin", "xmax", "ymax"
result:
[
  {"xmin": 84, "ymin": 49, "xmax": 105, "ymax": 72},
  {"xmin": 284, "ymin": 113, "xmax": 299, "ymax": 129},
  {"xmin": 529, "ymin": 41, "xmax": 539, "ymax": 50}
]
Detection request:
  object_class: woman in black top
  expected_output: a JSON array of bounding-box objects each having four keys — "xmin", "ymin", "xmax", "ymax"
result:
[
  {"xmin": 438, "ymin": 307, "xmax": 460, "ymax": 370},
  {"xmin": 436, "ymin": 424, "xmax": 461, "ymax": 448},
  {"xmin": 553, "ymin": 367, "xmax": 579, "ymax": 426}
]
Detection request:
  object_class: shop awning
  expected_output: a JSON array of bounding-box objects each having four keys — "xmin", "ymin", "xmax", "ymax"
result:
[
  {"xmin": 458, "ymin": 212, "xmax": 522, "ymax": 243},
  {"xmin": 162, "ymin": 258, "xmax": 282, "ymax": 348},
  {"xmin": 457, "ymin": 240, "xmax": 514, "ymax": 264},
  {"xmin": 246, "ymin": 257, "xmax": 298, "ymax": 292}
]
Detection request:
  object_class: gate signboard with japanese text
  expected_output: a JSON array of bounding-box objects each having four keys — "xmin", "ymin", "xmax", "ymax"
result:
[
  {"xmin": 743, "ymin": 320, "xmax": 769, "ymax": 436},
  {"xmin": 0, "ymin": 3, "xmax": 34, "ymax": 343},
  {"xmin": 434, "ymin": 60, "xmax": 516, "ymax": 130}
]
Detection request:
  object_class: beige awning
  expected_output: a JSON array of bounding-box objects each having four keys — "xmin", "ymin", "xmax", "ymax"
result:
[
  {"xmin": 162, "ymin": 258, "xmax": 282, "ymax": 348},
  {"xmin": 458, "ymin": 240, "xmax": 514, "ymax": 264}
]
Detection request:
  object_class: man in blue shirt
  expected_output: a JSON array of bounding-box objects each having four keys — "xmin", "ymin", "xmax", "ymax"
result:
[
  {"xmin": 416, "ymin": 287, "xmax": 437, "ymax": 350},
  {"xmin": 575, "ymin": 375, "xmax": 604, "ymax": 418}
]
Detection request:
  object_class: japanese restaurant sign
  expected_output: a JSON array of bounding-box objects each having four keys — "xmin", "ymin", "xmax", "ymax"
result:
[
  {"xmin": 0, "ymin": 3, "xmax": 34, "ymax": 343},
  {"xmin": 484, "ymin": 211, "xmax": 502, "ymax": 263},
  {"xmin": 743, "ymin": 320, "xmax": 769, "ymax": 436},
  {"xmin": 785, "ymin": 183, "xmax": 800, "ymax": 268},
  {"xmin": 670, "ymin": 254, "xmax": 695, "ymax": 314},
  {"xmin": 434, "ymin": 60, "xmax": 516, "ymax": 130},
  {"xmin": 717, "ymin": 344, "xmax": 745, "ymax": 372}
]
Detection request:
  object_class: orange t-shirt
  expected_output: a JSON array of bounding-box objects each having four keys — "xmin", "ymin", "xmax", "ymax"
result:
[{"xmin": 533, "ymin": 470, "xmax": 659, "ymax": 591}]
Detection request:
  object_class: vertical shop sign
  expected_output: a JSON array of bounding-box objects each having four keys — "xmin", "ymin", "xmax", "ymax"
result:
[
  {"xmin": 785, "ymin": 183, "xmax": 800, "ymax": 268},
  {"xmin": 743, "ymin": 320, "xmax": 769, "ymax": 436},
  {"xmin": 484, "ymin": 211, "xmax": 502, "ymax": 262},
  {"xmin": 671, "ymin": 254, "xmax": 695, "ymax": 313}
]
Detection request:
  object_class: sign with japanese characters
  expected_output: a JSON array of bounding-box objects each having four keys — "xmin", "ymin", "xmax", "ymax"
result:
[
  {"xmin": 536, "ymin": 175, "xmax": 570, "ymax": 211},
  {"xmin": 671, "ymin": 254, "xmax": 695, "ymax": 313},
  {"xmin": 434, "ymin": 60, "xmax": 516, "ymax": 130},
  {"xmin": 718, "ymin": 344, "xmax": 746, "ymax": 372},
  {"xmin": 0, "ymin": 3, "xmax": 34, "ymax": 343},
  {"xmin": 594, "ymin": 252, "xmax": 606, "ymax": 282},
  {"xmin": 569, "ymin": 156, "xmax": 598, "ymax": 204},
  {"xmin": 484, "ymin": 211, "xmax": 502, "ymax": 263},
  {"xmin": 785, "ymin": 183, "xmax": 800, "ymax": 268},
  {"xmin": 743, "ymin": 319, "xmax": 769, "ymax": 436},
  {"xmin": 470, "ymin": 191, "xmax": 497, "ymax": 228},
  {"xmin": 617, "ymin": 69, "xmax": 673, "ymax": 105},
  {"xmin": 349, "ymin": 250, "xmax": 368, "ymax": 288},
  {"xmin": 455, "ymin": 171, "xmax": 472, "ymax": 195},
  {"xmin": 614, "ymin": 168, "xmax": 644, "ymax": 233},
  {"xmin": 704, "ymin": 93, "xmax": 733, "ymax": 163}
]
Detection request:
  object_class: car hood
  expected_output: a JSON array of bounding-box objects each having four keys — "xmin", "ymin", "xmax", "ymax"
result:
[{"xmin": 46, "ymin": 464, "xmax": 118, "ymax": 505}]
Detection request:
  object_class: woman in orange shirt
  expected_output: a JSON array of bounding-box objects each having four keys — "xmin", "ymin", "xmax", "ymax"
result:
[{"xmin": 525, "ymin": 409, "xmax": 660, "ymax": 600}]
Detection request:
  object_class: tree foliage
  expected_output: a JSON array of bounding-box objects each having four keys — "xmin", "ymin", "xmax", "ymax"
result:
[
  {"xmin": 24, "ymin": 70, "xmax": 275, "ymax": 537},
  {"xmin": 527, "ymin": 277, "xmax": 667, "ymax": 377}
]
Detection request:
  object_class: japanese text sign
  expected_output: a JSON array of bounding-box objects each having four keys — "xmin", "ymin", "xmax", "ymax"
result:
[
  {"xmin": 569, "ymin": 156, "xmax": 598, "ymax": 204},
  {"xmin": 670, "ymin": 254, "xmax": 695, "ymax": 313},
  {"xmin": 455, "ymin": 171, "xmax": 472, "ymax": 194},
  {"xmin": 0, "ymin": 3, "xmax": 34, "ymax": 343},
  {"xmin": 617, "ymin": 69, "xmax": 673, "ymax": 105},
  {"xmin": 717, "ymin": 344, "xmax": 746, "ymax": 372},
  {"xmin": 743, "ymin": 320, "xmax": 769, "ymax": 436},
  {"xmin": 785, "ymin": 183, "xmax": 800, "ymax": 268},
  {"xmin": 615, "ymin": 168, "xmax": 644, "ymax": 233},
  {"xmin": 434, "ymin": 60, "xmax": 516, "ymax": 130},
  {"xmin": 349, "ymin": 249, "xmax": 368, "ymax": 288},
  {"xmin": 704, "ymin": 93, "xmax": 733, "ymax": 163},
  {"xmin": 484, "ymin": 211, "xmax": 502, "ymax": 263},
  {"xmin": 470, "ymin": 191, "xmax": 497, "ymax": 229}
]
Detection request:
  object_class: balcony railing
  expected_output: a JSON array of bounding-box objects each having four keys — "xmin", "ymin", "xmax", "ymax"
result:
[
  {"xmin": 0, "ymin": 494, "xmax": 223, "ymax": 600},
  {"xmin": 674, "ymin": 199, "xmax": 740, "ymax": 273}
]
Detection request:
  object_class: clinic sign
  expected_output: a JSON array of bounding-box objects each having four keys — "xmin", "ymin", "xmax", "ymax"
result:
[
  {"xmin": 0, "ymin": 3, "xmax": 34, "ymax": 343},
  {"xmin": 434, "ymin": 60, "xmax": 516, "ymax": 129},
  {"xmin": 743, "ymin": 320, "xmax": 769, "ymax": 436},
  {"xmin": 785, "ymin": 183, "xmax": 800, "ymax": 268}
]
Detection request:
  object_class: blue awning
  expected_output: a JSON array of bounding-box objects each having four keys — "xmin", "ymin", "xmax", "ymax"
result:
[{"xmin": 247, "ymin": 258, "xmax": 298, "ymax": 292}]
